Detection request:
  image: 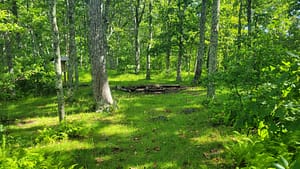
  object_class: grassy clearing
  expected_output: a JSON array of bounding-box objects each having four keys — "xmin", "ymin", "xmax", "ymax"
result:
[{"xmin": 0, "ymin": 71, "xmax": 234, "ymax": 169}]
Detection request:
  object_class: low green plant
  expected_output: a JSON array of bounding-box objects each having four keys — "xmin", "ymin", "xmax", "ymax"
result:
[
  {"xmin": 220, "ymin": 51, "xmax": 299, "ymax": 138},
  {"xmin": 273, "ymin": 155, "xmax": 300, "ymax": 169},
  {"xmin": 224, "ymin": 132, "xmax": 276, "ymax": 168},
  {"xmin": 0, "ymin": 73, "xmax": 16, "ymax": 100},
  {"xmin": 224, "ymin": 130, "xmax": 300, "ymax": 169},
  {"xmin": 0, "ymin": 148, "xmax": 80, "ymax": 169},
  {"xmin": 274, "ymin": 156, "xmax": 291, "ymax": 169},
  {"xmin": 35, "ymin": 121, "xmax": 90, "ymax": 144},
  {"xmin": 0, "ymin": 124, "xmax": 81, "ymax": 169}
]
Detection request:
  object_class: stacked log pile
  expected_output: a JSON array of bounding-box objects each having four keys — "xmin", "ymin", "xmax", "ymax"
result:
[{"xmin": 115, "ymin": 84, "xmax": 186, "ymax": 94}]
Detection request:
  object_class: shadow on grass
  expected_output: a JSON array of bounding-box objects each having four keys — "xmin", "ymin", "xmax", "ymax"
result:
[
  {"xmin": 28, "ymin": 90, "xmax": 231, "ymax": 169},
  {"xmin": 0, "ymin": 86, "xmax": 95, "ymax": 123},
  {"xmin": 1, "ymin": 72, "xmax": 233, "ymax": 168},
  {"xmin": 34, "ymin": 121, "xmax": 230, "ymax": 169}
]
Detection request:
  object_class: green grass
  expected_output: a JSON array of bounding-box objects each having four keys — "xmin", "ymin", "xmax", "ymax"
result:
[{"xmin": 0, "ymin": 71, "xmax": 233, "ymax": 169}]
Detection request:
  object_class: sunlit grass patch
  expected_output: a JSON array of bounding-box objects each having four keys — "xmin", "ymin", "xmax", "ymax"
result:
[
  {"xmin": 34, "ymin": 139, "xmax": 94, "ymax": 152},
  {"xmin": 1, "ymin": 71, "xmax": 234, "ymax": 169},
  {"xmin": 97, "ymin": 124, "xmax": 137, "ymax": 137}
]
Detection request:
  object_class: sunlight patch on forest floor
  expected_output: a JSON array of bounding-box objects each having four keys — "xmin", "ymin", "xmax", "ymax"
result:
[{"xmin": 1, "ymin": 72, "xmax": 235, "ymax": 168}]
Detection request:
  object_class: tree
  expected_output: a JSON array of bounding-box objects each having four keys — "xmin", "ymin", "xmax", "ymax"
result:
[
  {"xmin": 88, "ymin": 0, "xmax": 113, "ymax": 112},
  {"xmin": 193, "ymin": 0, "xmax": 207, "ymax": 84},
  {"xmin": 133, "ymin": 0, "xmax": 145, "ymax": 74},
  {"xmin": 246, "ymin": 0, "xmax": 251, "ymax": 36},
  {"xmin": 237, "ymin": 0, "xmax": 243, "ymax": 50},
  {"xmin": 146, "ymin": 0, "xmax": 153, "ymax": 80},
  {"xmin": 176, "ymin": 0, "xmax": 186, "ymax": 82},
  {"xmin": 49, "ymin": 0, "xmax": 65, "ymax": 121},
  {"xmin": 165, "ymin": 0, "xmax": 172, "ymax": 75},
  {"xmin": 67, "ymin": 0, "xmax": 79, "ymax": 93},
  {"xmin": 207, "ymin": 0, "xmax": 220, "ymax": 98},
  {"xmin": 3, "ymin": 0, "xmax": 19, "ymax": 97}
]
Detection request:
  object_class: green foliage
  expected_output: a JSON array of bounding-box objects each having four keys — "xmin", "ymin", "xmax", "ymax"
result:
[
  {"xmin": 224, "ymin": 132, "xmax": 274, "ymax": 168},
  {"xmin": 0, "ymin": 124, "xmax": 80, "ymax": 169},
  {"xmin": 0, "ymin": 147, "xmax": 80, "ymax": 169},
  {"xmin": 15, "ymin": 64, "xmax": 56, "ymax": 96},
  {"xmin": 0, "ymin": 73, "xmax": 15, "ymax": 100},
  {"xmin": 224, "ymin": 131, "xmax": 300, "ymax": 169},
  {"xmin": 274, "ymin": 156, "xmax": 290, "ymax": 169},
  {"xmin": 221, "ymin": 50, "xmax": 299, "ymax": 136},
  {"xmin": 35, "ymin": 121, "xmax": 90, "ymax": 144},
  {"xmin": 0, "ymin": 9, "xmax": 23, "ymax": 32}
]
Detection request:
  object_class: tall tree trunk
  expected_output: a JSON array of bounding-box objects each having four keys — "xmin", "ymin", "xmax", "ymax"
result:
[
  {"xmin": 5, "ymin": 33, "xmax": 13, "ymax": 75},
  {"xmin": 67, "ymin": 0, "xmax": 78, "ymax": 92},
  {"xmin": 133, "ymin": 0, "xmax": 145, "ymax": 74},
  {"xmin": 146, "ymin": 0, "xmax": 152, "ymax": 80},
  {"xmin": 72, "ymin": 0, "xmax": 79, "ymax": 88},
  {"xmin": 0, "ymin": 33, "xmax": 3, "ymax": 67},
  {"xmin": 4, "ymin": 32, "xmax": 16, "ymax": 97},
  {"xmin": 165, "ymin": 0, "xmax": 172, "ymax": 75},
  {"xmin": 88, "ymin": 0, "xmax": 113, "ymax": 112},
  {"xmin": 5, "ymin": 0, "xmax": 19, "ymax": 97},
  {"xmin": 193, "ymin": 0, "xmax": 207, "ymax": 84},
  {"xmin": 176, "ymin": 0, "xmax": 185, "ymax": 82},
  {"xmin": 247, "ymin": 0, "xmax": 251, "ymax": 36},
  {"xmin": 49, "ymin": 0, "xmax": 65, "ymax": 121},
  {"xmin": 237, "ymin": 0, "xmax": 243, "ymax": 50},
  {"xmin": 207, "ymin": 0, "xmax": 220, "ymax": 98},
  {"xmin": 134, "ymin": 12, "xmax": 140, "ymax": 74}
]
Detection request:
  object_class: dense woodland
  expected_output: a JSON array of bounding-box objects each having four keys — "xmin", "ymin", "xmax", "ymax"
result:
[{"xmin": 0, "ymin": 0, "xmax": 299, "ymax": 168}]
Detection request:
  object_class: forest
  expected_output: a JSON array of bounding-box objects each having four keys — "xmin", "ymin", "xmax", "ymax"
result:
[{"xmin": 0, "ymin": 0, "xmax": 299, "ymax": 168}]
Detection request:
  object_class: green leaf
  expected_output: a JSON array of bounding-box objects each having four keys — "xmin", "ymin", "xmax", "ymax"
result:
[
  {"xmin": 280, "ymin": 156, "xmax": 289, "ymax": 168},
  {"xmin": 273, "ymin": 163, "xmax": 286, "ymax": 169}
]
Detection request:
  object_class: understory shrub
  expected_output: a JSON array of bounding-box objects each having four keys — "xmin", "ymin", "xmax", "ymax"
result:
[
  {"xmin": 224, "ymin": 131, "xmax": 300, "ymax": 169},
  {"xmin": 15, "ymin": 66, "xmax": 56, "ymax": 96},
  {"xmin": 0, "ymin": 148, "xmax": 79, "ymax": 169},
  {"xmin": 0, "ymin": 72, "xmax": 16, "ymax": 100},
  {"xmin": 0, "ymin": 65, "xmax": 56, "ymax": 100},
  {"xmin": 214, "ymin": 50, "xmax": 300, "ymax": 168},
  {"xmin": 0, "ymin": 124, "xmax": 80, "ymax": 169},
  {"xmin": 218, "ymin": 51, "xmax": 299, "ymax": 136},
  {"xmin": 35, "ymin": 121, "xmax": 90, "ymax": 144}
]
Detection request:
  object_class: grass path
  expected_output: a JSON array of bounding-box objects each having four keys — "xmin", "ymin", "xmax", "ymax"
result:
[{"xmin": 1, "ymin": 72, "xmax": 234, "ymax": 169}]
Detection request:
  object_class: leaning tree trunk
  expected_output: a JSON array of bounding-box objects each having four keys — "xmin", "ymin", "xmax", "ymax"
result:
[
  {"xmin": 146, "ymin": 0, "xmax": 152, "ymax": 80},
  {"xmin": 193, "ymin": 0, "xmax": 207, "ymax": 84},
  {"xmin": 207, "ymin": 0, "xmax": 220, "ymax": 98},
  {"xmin": 49, "ymin": 0, "xmax": 65, "ymax": 121},
  {"xmin": 88, "ymin": 0, "xmax": 113, "ymax": 112}
]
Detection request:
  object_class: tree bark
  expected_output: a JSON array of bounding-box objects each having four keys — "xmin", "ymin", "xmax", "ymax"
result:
[
  {"xmin": 165, "ymin": 0, "xmax": 172, "ymax": 75},
  {"xmin": 67, "ymin": 0, "xmax": 78, "ymax": 92},
  {"xmin": 207, "ymin": 0, "xmax": 220, "ymax": 98},
  {"xmin": 176, "ymin": 0, "xmax": 186, "ymax": 82},
  {"xmin": 49, "ymin": 0, "xmax": 65, "ymax": 121},
  {"xmin": 237, "ymin": 0, "xmax": 243, "ymax": 50},
  {"xmin": 88, "ymin": 0, "xmax": 113, "ymax": 112},
  {"xmin": 146, "ymin": 0, "xmax": 152, "ymax": 80},
  {"xmin": 134, "ymin": 0, "xmax": 145, "ymax": 74},
  {"xmin": 193, "ymin": 0, "xmax": 207, "ymax": 84},
  {"xmin": 247, "ymin": 0, "xmax": 251, "ymax": 36}
]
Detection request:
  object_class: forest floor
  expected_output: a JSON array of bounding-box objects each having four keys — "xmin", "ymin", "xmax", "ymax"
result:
[{"xmin": 0, "ymin": 71, "xmax": 235, "ymax": 169}]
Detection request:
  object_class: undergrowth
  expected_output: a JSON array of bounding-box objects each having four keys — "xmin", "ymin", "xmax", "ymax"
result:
[{"xmin": 1, "ymin": 71, "xmax": 299, "ymax": 168}]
